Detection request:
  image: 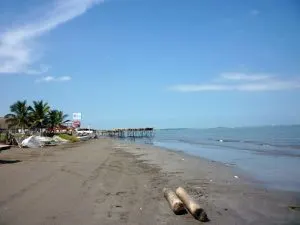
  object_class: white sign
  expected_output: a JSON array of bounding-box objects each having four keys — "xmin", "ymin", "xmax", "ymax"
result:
[{"xmin": 73, "ymin": 113, "xmax": 82, "ymax": 121}]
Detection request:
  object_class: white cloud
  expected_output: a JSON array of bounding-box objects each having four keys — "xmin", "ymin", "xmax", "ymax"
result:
[
  {"xmin": 169, "ymin": 73, "xmax": 300, "ymax": 92},
  {"xmin": 36, "ymin": 75, "xmax": 72, "ymax": 83},
  {"xmin": 42, "ymin": 76, "xmax": 55, "ymax": 82},
  {"xmin": 0, "ymin": 0, "xmax": 103, "ymax": 75},
  {"xmin": 169, "ymin": 84, "xmax": 231, "ymax": 92},
  {"xmin": 221, "ymin": 73, "xmax": 270, "ymax": 81},
  {"xmin": 25, "ymin": 64, "xmax": 51, "ymax": 75},
  {"xmin": 237, "ymin": 80, "xmax": 300, "ymax": 91},
  {"xmin": 250, "ymin": 9, "xmax": 260, "ymax": 16},
  {"xmin": 58, "ymin": 76, "xmax": 72, "ymax": 81}
]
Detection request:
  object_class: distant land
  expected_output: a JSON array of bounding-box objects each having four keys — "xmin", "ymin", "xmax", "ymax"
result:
[{"xmin": 158, "ymin": 124, "xmax": 300, "ymax": 130}]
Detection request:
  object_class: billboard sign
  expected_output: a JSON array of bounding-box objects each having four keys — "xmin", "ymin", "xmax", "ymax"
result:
[
  {"xmin": 72, "ymin": 120, "xmax": 81, "ymax": 128},
  {"xmin": 72, "ymin": 113, "xmax": 82, "ymax": 121}
]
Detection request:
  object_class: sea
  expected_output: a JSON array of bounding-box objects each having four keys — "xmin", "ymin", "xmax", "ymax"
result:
[{"xmin": 132, "ymin": 125, "xmax": 300, "ymax": 192}]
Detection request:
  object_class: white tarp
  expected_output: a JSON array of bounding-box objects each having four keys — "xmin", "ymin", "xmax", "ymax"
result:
[
  {"xmin": 35, "ymin": 136, "xmax": 53, "ymax": 143},
  {"xmin": 21, "ymin": 136, "xmax": 44, "ymax": 148},
  {"xmin": 22, "ymin": 135, "xmax": 72, "ymax": 148}
]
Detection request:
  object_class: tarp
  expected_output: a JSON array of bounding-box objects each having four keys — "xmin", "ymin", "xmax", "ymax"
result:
[
  {"xmin": 21, "ymin": 136, "xmax": 44, "ymax": 148},
  {"xmin": 35, "ymin": 136, "xmax": 53, "ymax": 143},
  {"xmin": 22, "ymin": 135, "xmax": 73, "ymax": 148}
]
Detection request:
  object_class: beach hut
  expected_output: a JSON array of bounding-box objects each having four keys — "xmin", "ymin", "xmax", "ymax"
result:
[{"xmin": 0, "ymin": 117, "xmax": 8, "ymax": 130}]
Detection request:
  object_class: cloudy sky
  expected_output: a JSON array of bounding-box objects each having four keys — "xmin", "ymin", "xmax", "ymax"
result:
[{"xmin": 1, "ymin": 0, "xmax": 299, "ymax": 128}]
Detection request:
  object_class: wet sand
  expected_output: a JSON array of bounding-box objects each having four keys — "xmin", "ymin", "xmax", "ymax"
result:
[{"xmin": 0, "ymin": 138, "xmax": 299, "ymax": 225}]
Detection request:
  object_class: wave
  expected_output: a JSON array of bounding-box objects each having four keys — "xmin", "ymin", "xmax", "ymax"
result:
[
  {"xmin": 157, "ymin": 138, "xmax": 300, "ymax": 157},
  {"xmin": 177, "ymin": 137, "xmax": 300, "ymax": 150},
  {"xmin": 215, "ymin": 138, "xmax": 271, "ymax": 146}
]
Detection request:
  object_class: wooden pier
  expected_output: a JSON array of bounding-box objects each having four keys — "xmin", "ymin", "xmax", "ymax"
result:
[{"xmin": 100, "ymin": 128, "xmax": 154, "ymax": 138}]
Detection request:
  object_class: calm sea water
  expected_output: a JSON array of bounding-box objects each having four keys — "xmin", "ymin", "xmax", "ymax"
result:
[{"xmin": 135, "ymin": 125, "xmax": 300, "ymax": 192}]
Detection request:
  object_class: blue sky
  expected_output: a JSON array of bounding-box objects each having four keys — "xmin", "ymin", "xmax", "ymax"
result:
[{"xmin": 0, "ymin": 0, "xmax": 299, "ymax": 129}]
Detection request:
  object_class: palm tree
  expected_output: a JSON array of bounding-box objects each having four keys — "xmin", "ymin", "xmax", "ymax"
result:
[
  {"xmin": 47, "ymin": 110, "xmax": 69, "ymax": 132},
  {"xmin": 29, "ymin": 100, "xmax": 50, "ymax": 132},
  {"xmin": 4, "ymin": 100, "xmax": 31, "ymax": 131}
]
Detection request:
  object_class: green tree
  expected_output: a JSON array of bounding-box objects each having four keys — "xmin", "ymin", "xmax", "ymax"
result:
[
  {"xmin": 29, "ymin": 100, "xmax": 50, "ymax": 132},
  {"xmin": 47, "ymin": 110, "xmax": 69, "ymax": 132},
  {"xmin": 4, "ymin": 100, "xmax": 31, "ymax": 131}
]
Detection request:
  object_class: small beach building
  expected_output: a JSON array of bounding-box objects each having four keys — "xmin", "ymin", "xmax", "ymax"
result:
[{"xmin": 0, "ymin": 117, "xmax": 8, "ymax": 130}]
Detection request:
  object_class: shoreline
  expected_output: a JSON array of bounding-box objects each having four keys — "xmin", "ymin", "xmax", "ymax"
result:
[
  {"xmin": 0, "ymin": 138, "xmax": 299, "ymax": 224},
  {"xmin": 133, "ymin": 137, "xmax": 300, "ymax": 192},
  {"xmin": 106, "ymin": 138, "xmax": 300, "ymax": 224},
  {"xmin": 123, "ymin": 138, "xmax": 298, "ymax": 192},
  {"xmin": 116, "ymin": 137, "xmax": 300, "ymax": 191}
]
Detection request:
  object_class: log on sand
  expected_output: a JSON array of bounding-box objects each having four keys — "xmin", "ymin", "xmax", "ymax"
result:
[
  {"xmin": 163, "ymin": 188, "xmax": 186, "ymax": 215},
  {"xmin": 175, "ymin": 187, "xmax": 209, "ymax": 222}
]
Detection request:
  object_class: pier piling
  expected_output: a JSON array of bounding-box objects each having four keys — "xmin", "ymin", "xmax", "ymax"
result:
[{"xmin": 100, "ymin": 128, "xmax": 154, "ymax": 138}]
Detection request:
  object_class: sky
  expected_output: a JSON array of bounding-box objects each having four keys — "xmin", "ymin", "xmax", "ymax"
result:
[{"xmin": 0, "ymin": 0, "xmax": 300, "ymax": 129}]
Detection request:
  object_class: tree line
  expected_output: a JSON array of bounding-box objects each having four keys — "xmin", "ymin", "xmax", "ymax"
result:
[{"xmin": 4, "ymin": 100, "xmax": 69, "ymax": 133}]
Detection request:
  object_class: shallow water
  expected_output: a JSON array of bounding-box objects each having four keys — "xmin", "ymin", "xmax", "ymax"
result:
[{"xmin": 134, "ymin": 125, "xmax": 300, "ymax": 192}]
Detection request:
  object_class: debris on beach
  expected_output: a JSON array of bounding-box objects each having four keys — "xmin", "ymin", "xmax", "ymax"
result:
[
  {"xmin": 288, "ymin": 205, "xmax": 300, "ymax": 211},
  {"xmin": 175, "ymin": 187, "xmax": 209, "ymax": 222},
  {"xmin": 234, "ymin": 175, "xmax": 239, "ymax": 179},
  {"xmin": 21, "ymin": 136, "xmax": 45, "ymax": 148},
  {"xmin": 225, "ymin": 162, "xmax": 236, "ymax": 167},
  {"xmin": 163, "ymin": 188, "xmax": 186, "ymax": 215},
  {"xmin": 21, "ymin": 135, "xmax": 72, "ymax": 148},
  {"xmin": 0, "ymin": 144, "xmax": 11, "ymax": 151}
]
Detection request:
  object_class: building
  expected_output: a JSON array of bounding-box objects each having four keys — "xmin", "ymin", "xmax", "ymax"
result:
[{"xmin": 0, "ymin": 117, "xmax": 8, "ymax": 130}]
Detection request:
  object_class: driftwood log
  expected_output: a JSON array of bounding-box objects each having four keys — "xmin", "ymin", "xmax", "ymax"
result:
[
  {"xmin": 175, "ymin": 187, "xmax": 209, "ymax": 222},
  {"xmin": 163, "ymin": 188, "xmax": 186, "ymax": 215}
]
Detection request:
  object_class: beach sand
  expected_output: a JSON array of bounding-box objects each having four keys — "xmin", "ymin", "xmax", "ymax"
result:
[{"xmin": 0, "ymin": 138, "xmax": 299, "ymax": 225}]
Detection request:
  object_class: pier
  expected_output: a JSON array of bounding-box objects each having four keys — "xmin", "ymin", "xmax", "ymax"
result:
[{"xmin": 100, "ymin": 128, "xmax": 154, "ymax": 138}]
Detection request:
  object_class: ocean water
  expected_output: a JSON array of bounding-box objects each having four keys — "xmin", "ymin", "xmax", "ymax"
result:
[{"xmin": 135, "ymin": 125, "xmax": 300, "ymax": 192}]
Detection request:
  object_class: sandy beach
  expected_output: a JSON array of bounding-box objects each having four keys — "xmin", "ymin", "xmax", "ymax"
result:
[{"xmin": 0, "ymin": 138, "xmax": 299, "ymax": 225}]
